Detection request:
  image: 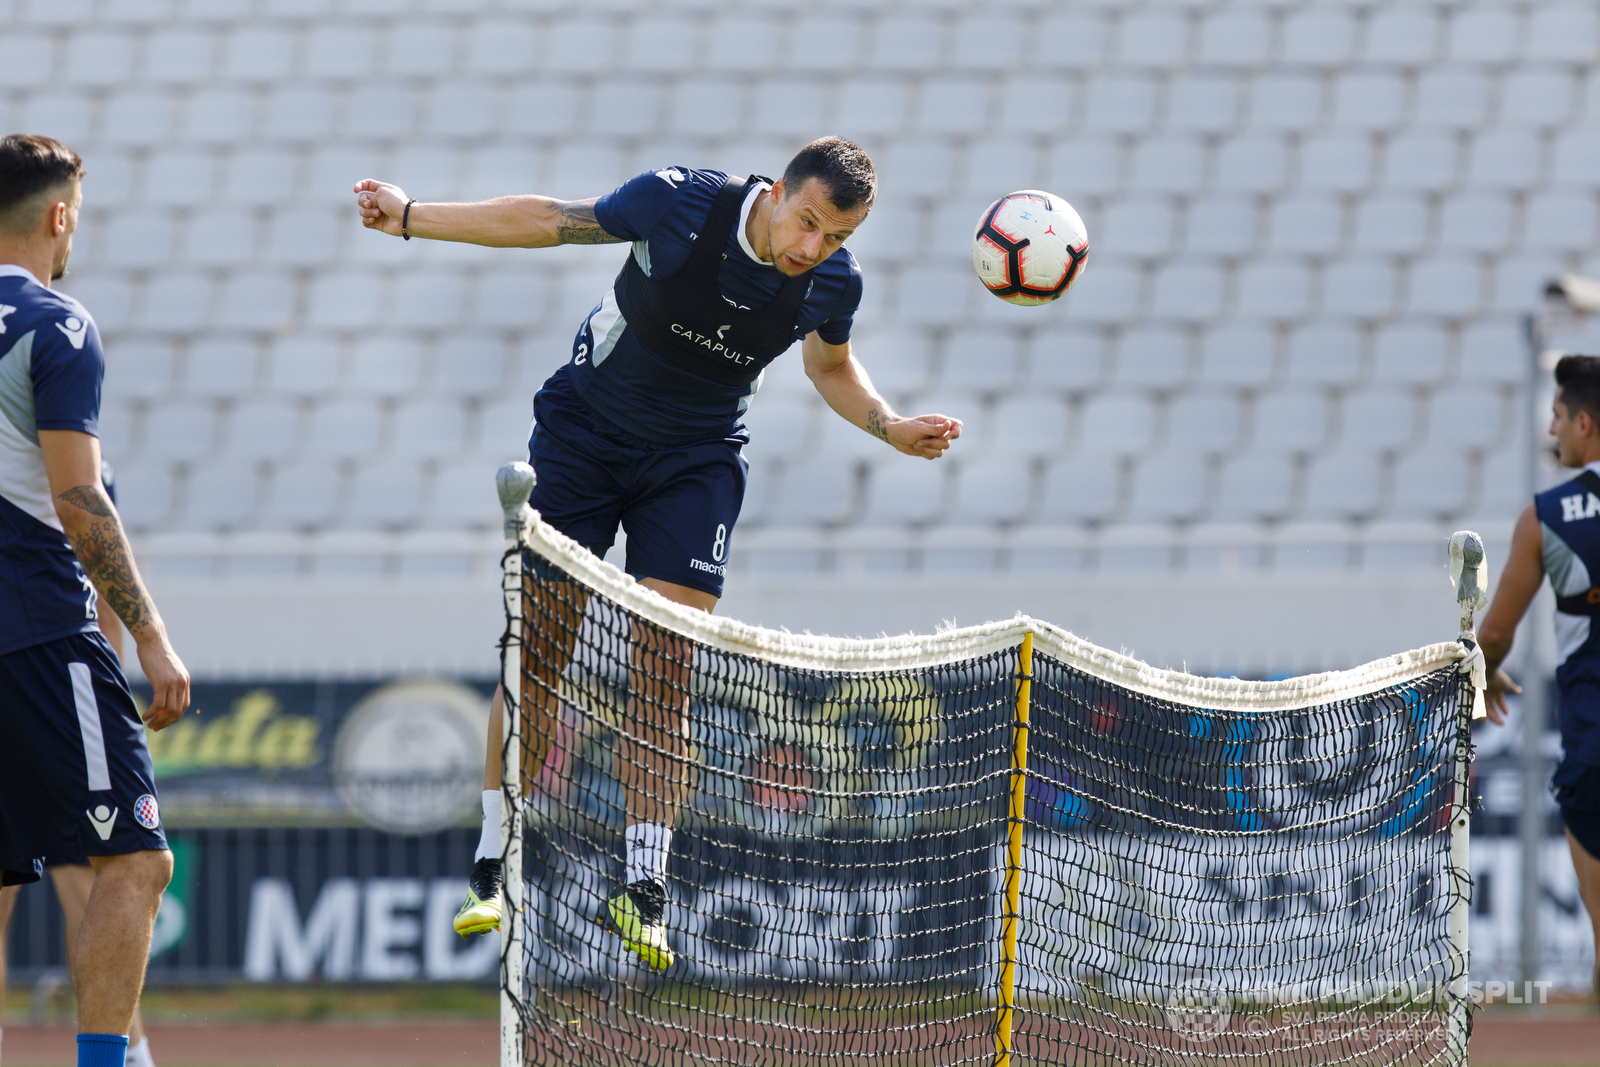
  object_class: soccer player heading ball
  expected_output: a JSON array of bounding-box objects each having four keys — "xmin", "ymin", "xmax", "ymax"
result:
[{"xmin": 354, "ymin": 137, "xmax": 962, "ymax": 970}]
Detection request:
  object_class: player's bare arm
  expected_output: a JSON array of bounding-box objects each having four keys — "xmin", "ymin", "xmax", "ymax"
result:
[
  {"xmin": 801, "ymin": 332, "xmax": 961, "ymax": 460},
  {"xmin": 1477, "ymin": 501, "xmax": 1544, "ymax": 724},
  {"xmin": 352, "ymin": 180, "xmax": 623, "ymax": 248},
  {"xmin": 39, "ymin": 429, "xmax": 190, "ymax": 729}
]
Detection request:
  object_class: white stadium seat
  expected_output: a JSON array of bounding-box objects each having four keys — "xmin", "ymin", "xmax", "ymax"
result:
[
  {"xmin": 1371, "ymin": 325, "xmax": 1449, "ymax": 386},
  {"xmin": 1125, "ymin": 449, "xmax": 1210, "ymax": 524},
  {"xmin": 141, "ymin": 399, "xmax": 217, "ymax": 463},
  {"xmin": 225, "ymin": 399, "xmax": 300, "ymax": 463},
  {"xmin": 1302, "ymin": 448, "xmax": 1386, "ymax": 520},
  {"xmin": 474, "ymin": 397, "xmax": 535, "ymax": 464},
  {"xmin": 304, "ymin": 398, "xmax": 382, "ymax": 461},
  {"xmin": 859, "ymin": 458, "xmax": 950, "ymax": 526},
  {"xmin": 767, "ymin": 457, "xmax": 860, "ymax": 528},
  {"xmin": 344, "ymin": 463, "xmax": 425, "ymax": 531},
  {"xmin": 1285, "ymin": 325, "xmax": 1363, "ymax": 389},
  {"xmin": 1036, "ymin": 457, "xmax": 1121, "ymax": 524},
  {"xmin": 948, "ymin": 455, "xmax": 1037, "ymax": 526},
  {"xmin": 1392, "ymin": 447, "xmax": 1474, "ymax": 519},
  {"xmin": 179, "ymin": 461, "xmax": 260, "ymax": 532},
  {"xmin": 391, "ymin": 399, "xmax": 469, "ymax": 461},
  {"xmin": 1364, "ymin": 10, "xmax": 1440, "ymax": 66},
  {"xmin": 989, "ymin": 397, "xmax": 1071, "ymax": 461},
  {"xmin": 740, "ymin": 396, "xmax": 817, "ymax": 465},
  {"xmin": 430, "ymin": 459, "xmax": 503, "ymax": 531},
  {"xmin": 1166, "ymin": 392, "xmax": 1244, "ymax": 453},
  {"xmin": 111, "ymin": 462, "xmax": 177, "ymax": 533},
  {"xmin": 262, "ymin": 461, "xmax": 341, "ymax": 531},
  {"xmin": 1214, "ymin": 455, "xmax": 1297, "ymax": 521},
  {"xmin": 1250, "ymin": 390, "xmax": 1331, "ymax": 453}
]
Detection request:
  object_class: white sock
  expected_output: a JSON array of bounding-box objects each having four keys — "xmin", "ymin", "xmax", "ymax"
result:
[
  {"xmin": 126, "ymin": 1036, "xmax": 155, "ymax": 1067},
  {"xmin": 474, "ymin": 790, "xmax": 501, "ymax": 862},
  {"xmin": 624, "ymin": 823, "xmax": 672, "ymax": 886}
]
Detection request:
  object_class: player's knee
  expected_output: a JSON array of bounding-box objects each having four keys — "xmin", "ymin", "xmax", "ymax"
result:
[{"xmin": 94, "ymin": 849, "xmax": 173, "ymax": 900}]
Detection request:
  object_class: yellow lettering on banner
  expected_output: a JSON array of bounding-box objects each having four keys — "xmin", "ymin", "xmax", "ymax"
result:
[
  {"xmin": 257, "ymin": 716, "xmax": 319, "ymax": 771},
  {"xmin": 196, "ymin": 690, "xmax": 278, "ymax": 766},
  {"xmin": 146, "ymin": 688, "xmax": 321, "ymax": 775}
]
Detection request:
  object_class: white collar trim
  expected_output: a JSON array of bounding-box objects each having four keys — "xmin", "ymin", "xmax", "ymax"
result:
[
  {"xmin": 736, "ymin": 180, "xmax": 773, "ymax": 266},
  {"xmin": 0, "ymin": 263, "xmax": 43, "ymax": 287}
]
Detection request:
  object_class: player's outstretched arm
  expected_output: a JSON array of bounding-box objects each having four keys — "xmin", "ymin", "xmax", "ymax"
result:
[
  {"xmin": 39, "ymin": 430, "xmax": 190, "ymax": 730},
  {"xmin": 801, "ymin": 333, "xmax": 961, "ymax": 460},
  {"xmin": 352, "ymin": 180, "xmax": 624, "ymax": 248},
  {"xmin": 1477, "ymin": 501, "xmax": 1544, "ymax": 725}
]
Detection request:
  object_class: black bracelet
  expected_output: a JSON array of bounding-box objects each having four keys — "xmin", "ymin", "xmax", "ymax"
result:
[{"xmin": 402, "ymin": 198, "xmax": 417, "ymax": 241}]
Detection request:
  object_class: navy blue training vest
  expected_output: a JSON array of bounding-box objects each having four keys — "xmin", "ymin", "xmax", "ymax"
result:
[{"xmin": 1535, "ymin": 467, "xmax": 1600, "ymax": 767}]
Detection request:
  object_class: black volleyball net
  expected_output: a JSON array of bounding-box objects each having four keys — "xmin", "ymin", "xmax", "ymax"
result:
[{"xmin": 496, "ymin": 507, "xmax": 1476, "ymax": 1067}]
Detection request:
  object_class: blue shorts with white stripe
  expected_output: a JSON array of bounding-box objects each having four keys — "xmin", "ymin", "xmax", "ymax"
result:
[{"xmin": 0, "ymin": 630, "xmax": 165, "ymax": 886}]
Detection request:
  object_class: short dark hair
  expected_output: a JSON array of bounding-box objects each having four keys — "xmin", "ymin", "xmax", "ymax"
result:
[
  {"xmin": 0, "ymin": 134, "xmax": 84, "ymax": 218},
  {"xmin": 1555, "ymin": 354, "xmax": 1600, "ymax": 424},
  {"xmin": 782, "ymin": 136, "xmax": 876, "ymax": 213}
]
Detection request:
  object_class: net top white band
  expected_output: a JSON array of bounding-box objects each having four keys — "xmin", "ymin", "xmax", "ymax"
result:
[{"xmin": 520, "ymin": 515, "xmax": 1466, "ymax": 713}]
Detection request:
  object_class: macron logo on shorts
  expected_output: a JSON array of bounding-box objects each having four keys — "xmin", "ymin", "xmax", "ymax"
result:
[
  {"xmin": 87, "ymin": 804, "xmax": 118, "ymax": 840},
  {"xmin": 689, "ymin": 558, "xmax": 726, "ymax": 577}
]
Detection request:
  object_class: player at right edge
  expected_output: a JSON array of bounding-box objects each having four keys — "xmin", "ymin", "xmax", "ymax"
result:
[
  {"xmin": 355, "ymin": 137, "xmax": 962, "ymax": 971},
  {"xmin": 1479, "ymin": 354, "xmax": 1600, "ymax": 1005}
]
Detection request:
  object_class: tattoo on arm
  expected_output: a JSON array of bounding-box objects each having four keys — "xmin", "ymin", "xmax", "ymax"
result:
[
  {"xmin": 556, "ymin": 199, "xmax": 624, "ymax": 245},
  {"xmin": 56, "ymin": 485, "xmax": 114, "ymax": 517},
  {"xmin": 866, "ymin": 407, "xmax": 892, "ymax": 444},
  {"xmin": 56, "ymin": 483, "xmax": 158, "ymax": 639}
]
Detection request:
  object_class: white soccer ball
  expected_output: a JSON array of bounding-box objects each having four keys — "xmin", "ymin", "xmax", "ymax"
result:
[{"xmin": 971, "ymin": 190, "xmax": 1089, "ymax": 306}]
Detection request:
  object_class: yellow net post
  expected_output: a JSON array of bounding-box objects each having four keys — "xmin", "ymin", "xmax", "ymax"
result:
[{"xmin": 995, "ymin": 630, "xmax": 1033, "ymax": 1067}]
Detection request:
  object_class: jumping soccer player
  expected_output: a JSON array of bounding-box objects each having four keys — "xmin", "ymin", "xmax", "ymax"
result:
[
  {"xmin": 0, "ymin": 134, "xmax": 191, "ymax": 1067},
  {"xmin": 1480, "ymin": 353, "xmax": 1600, "ymax": 1007},
  {"xmin": 354, "ymin": 137, "xmax": 961, "ymax": 970}
]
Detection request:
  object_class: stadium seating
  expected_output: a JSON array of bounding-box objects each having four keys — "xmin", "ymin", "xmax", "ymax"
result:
[{"xmin": 10, "ymin": 0, "xmax": 1596, "ymax": 577}]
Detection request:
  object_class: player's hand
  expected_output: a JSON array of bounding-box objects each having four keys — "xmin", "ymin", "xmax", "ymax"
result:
[
  {"xmin": 1484, "ymin": 667, "xmax": 1520, "ymax": 726},
  {"xmin": 136, "ymin": 635, "xmax": 191, "ymax": 731},
  {"xmin": 889, "ymin": 414, "xmax": 962, "ymax": 459},
  {"xmin": 353, "ymin": 179, "xmax": 409, "ymax": 237}
]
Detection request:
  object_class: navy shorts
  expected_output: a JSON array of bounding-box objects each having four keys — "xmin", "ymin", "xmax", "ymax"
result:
[
  {"xmin": 528, "ymin": 396, "xmax": 745, "ymax": 599},
  {"xmin": 1554, "ymin": 755, "xmax": 1600, "ymax": 862},
  {"xmin": 0, "ymin": 632, "xmax": 166, "ymax": 886}
]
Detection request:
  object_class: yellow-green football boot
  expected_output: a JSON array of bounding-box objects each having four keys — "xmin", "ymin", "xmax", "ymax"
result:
[
  {"xmin": 596, "ymin": 879, "xmax": 675, "ymax": 970},
  {"xmin": 453, "ymin": 858, "xmax": 502, "ymax": 936}
]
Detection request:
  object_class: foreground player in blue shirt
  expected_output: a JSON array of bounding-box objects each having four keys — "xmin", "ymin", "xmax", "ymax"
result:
[
  {"xmin": 0, "ymin": 135, "xmax": 191, "ymax": 1067},
  {"xmin": 355, "ymin": 138, "xmax": 962, "ymax": 969},
  {"xmin": 1479, "ymin": 354, "xmax": 1600, "ymax": 1007}
]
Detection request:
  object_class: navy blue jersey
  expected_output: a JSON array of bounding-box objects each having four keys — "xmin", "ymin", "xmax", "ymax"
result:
[
  {"xmin": 1536, "ymin": 464, "xmax": 1600, "ymax": 766},
  {"xmin": 556, "ymin": 167, "xmax": 863, "ymax": 446},
  {"xmin": 0, "ymin": 264, "xmax": 105, "ymax": 657}
]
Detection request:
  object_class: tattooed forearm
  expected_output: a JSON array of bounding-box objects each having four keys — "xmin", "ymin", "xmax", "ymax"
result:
[
  {"xmin": 56, "ymin": 484, "xmax": 158, "ymax": 639},
  {"xmin": 57, "ymin": 484, "xmax": 114, "ymax": 517},
  {"xmin": 556, "ymin": 199, "xmax": 624, "ymax": 245},
  {"xmin": 865, "ymin": 407, "xmax": 892, "ymax": 443}
]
